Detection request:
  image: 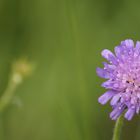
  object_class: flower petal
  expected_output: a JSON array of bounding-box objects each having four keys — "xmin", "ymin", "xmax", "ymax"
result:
[
  {"xmin": 134, "ymin": 41, "xmax": 140, "ymax": 57},
  {"xmin": 125, "ymin": 108, "xmax": 135, "ymax": 121},
  {"xmin": 136, "ymin": 41, "xmax": 140, "ymax": 49},
  {"xmin": 114, "ymin": 46, "xmax": 122, "ymax": 58},
  {"xmin": 121, "ymin": 39, "xmax": 134, "ymax": 48},
  {"xmin": 101, "ymin": 49, "xmax": 117, "ymax": 64},
  {"xmin": 110, "ymin": 94, "xmax": 120, "ymax": 106},
  {"xmin": 110, "ymin": 105, "xmax": 125, "ymax": 120},
  {"xmin": 96, "ymin": 67, "xmax": 110, "ymax": 79},
  {"xmin": 98, "ymin": 90, "xmax": 115, "ymax": 105},
  {"xmin": 101, "ymin": 80, "xmax": 113, "ymax": 89}
]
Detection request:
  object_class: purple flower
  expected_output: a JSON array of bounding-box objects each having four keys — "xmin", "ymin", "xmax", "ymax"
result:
[{"xmin": 97, "ymin": 39, "xmax": 140, "ymax": 120}]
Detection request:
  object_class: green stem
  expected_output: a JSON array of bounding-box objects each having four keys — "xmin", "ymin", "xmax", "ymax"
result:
[
  {"xmin": 0, "ymin": 74, "xmax": 21, "ymax": 112},
  {"xmin": 112, "ymin": 115, "xmax": 124, "ymax": 140}
]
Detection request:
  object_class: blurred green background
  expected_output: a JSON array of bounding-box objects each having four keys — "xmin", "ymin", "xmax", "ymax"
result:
[{"xmin": 0, "ymin": 0, "xmax": 140, "ymax": 140}]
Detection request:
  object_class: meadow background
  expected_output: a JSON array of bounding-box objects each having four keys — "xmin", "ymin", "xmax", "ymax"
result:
[{"xmin": 0, "ymin": 0, "xmax": 140, "ymax": 140}]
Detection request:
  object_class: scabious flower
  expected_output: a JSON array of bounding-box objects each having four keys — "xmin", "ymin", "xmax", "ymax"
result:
[{"xmin": 97, "ymin": 39, "xmax": 140, "ymax": 120}]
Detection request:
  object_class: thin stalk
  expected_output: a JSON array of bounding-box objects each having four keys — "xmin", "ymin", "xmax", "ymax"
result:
[
  {"xmin": 112, "ymin": 115, "xmax": 124, "ymax": 140},
  {"xmin": 0, "ymin": 74, "xmax": 21, "ymax": 112}
]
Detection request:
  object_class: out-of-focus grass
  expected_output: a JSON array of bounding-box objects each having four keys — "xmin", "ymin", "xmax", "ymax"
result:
[{"xmin": 0, "ymin": 0, "xmax": 140, "ymax": 140}]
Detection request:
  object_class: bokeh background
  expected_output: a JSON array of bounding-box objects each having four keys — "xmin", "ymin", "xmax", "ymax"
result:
[{"xmin": 0, "ymin": 0, "xmax": 140, "ymax": 140}]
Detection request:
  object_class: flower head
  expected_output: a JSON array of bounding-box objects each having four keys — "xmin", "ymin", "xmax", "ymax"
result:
[
  {"xmin": 97, "ymin": 39, "xmax": 140, "ymax": 120},
  {"xmin": 12, "ymin": 58, "xmax": 34, "ymax": 84}
]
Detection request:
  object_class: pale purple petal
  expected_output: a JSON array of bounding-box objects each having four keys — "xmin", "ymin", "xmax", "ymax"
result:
[
  {"xmin": 96, "ymin": 67, "xmax": 110, "ymax": 79},
  {"xmin": 121, "ymin": 39, "xmax": 134, "ymax": 48},
  {"xmin": 101, "ymin": 49, "xmax": 113, "ymax": 59},
  {"xmin": 98, "ymin": 90, "xmax": 115, "ymax": 105},
  {"xmin": 110, "ymin": 105, "xmax": 125, "ymax": 120},
  {"xmin": 125, "ymin": 108, "xmax": 135, "ymax": 120},
  {"xmin": 110, "ymin": 94, "xmax": 120, "ymax": 106},
  {"xmin": 136, "ymin": 41, "xmax": 140, "ymax": 49},
  {"xmin": 135, "ymin": 41, "xmax": 140, "ymax": 56},
  {"xmin": 101, "ymin": 81, "xmax": 113, "ymax": 89},
  {"xmin": 101, "ymin": 49, "xmax": 117, "ymax": 64},
  {"xmin": 114, "ymin": 46, "xmax": 122, "ymax": 58}
]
